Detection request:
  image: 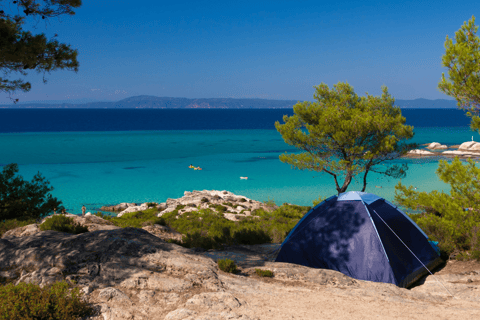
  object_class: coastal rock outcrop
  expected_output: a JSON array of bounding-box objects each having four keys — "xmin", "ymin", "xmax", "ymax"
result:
[
  {"xmin": 406, "ymin": 149, "xmax": 435, "ymax": 156},
  {"xmin": 458, "ymin": 141, "xmax": 480, "ymax": 151},
  {"xmin": 156, "ymin": 190, "xmax": 276, "ymax": 222},
  {"xmin": 100, "ymin": 202, "xmax": 136, "ymax": 212},
  {"xmin": 427, "ymin": 142, "xmax": 448, "ymax": 150},
  {"xmin": 108, "ymin": 190, "xmax": 276, "ymax": 222}
]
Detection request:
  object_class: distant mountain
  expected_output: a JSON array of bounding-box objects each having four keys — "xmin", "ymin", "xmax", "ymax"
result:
[
  {"xmin": 395, "ymin": 98, "xmax": 457, "ymax": 109},
  {"xmin": 0, "ymin": 96, "xmax": 300, "ymax": 109},
  {"xmin": 0, "ymin": 95, "xmax": 459, "ymax": 109}
]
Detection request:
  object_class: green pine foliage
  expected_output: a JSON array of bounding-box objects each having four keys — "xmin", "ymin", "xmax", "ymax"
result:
[
  {"xmin": 275, "ymin": 82, "xmax": 416, "ymax": 194},
  {"xmin": 395, "ymin": 157, "xmax": 480, "ymax": 260},
  {"xmin": 438, "ymin": 16, "xmax": 480, "ymax": 132},
  {"xmin": 0, "ymin": 281, "xmax": 94, "ymax": 320},
  {"xmin": 0, "ymin": 163, "xmax": 63, "ymax": 221},
  {"xmin": 1, "ymin": 1, "xmax": 81, "ymax": 98},
  {"xmin": 39, "ymin": 215, "xmax": 88, "ymax": 234},
  {"xmin": 217, "ymin": 258, "xmax": 238, "ymax": 273}
]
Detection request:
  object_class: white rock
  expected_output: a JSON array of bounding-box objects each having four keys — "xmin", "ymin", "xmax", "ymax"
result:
[
  {"xmin": 458, "ymin": 141, "xmax": 478, "ymax": 150},
  {"xmin": 98, "ymin": 287, "xmax": 131, "ymax": 302},
  {"xmin": 165, "ymin": 308, "xmax": 197, "ymax": 320},
  {"xmin": 442, "ymin": 150, "xmax": 477, "ymax": 156},
  {"xmin": 427, "ymin": 142, "xmax": 447, "ymax": 149},
  {"xmin": 407, "ymin": 149, "xmax": 435, "ymax": 155},
  {"xmin": 468, "ymin": 142, "xmax": 480, "ymax": 151},
  {"xmin": 118, "ymin": 203, "xmax": 149, "ymax": 216},
  {"xmin": 85, "ymin": 212, "xmax": 92, "ymax": 216}
]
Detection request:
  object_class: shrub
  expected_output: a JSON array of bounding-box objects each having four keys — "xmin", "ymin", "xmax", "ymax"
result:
[
  {"xmin": 395, "ymin": 157, "xmax": 480, "ymax": 260},
  {"xmin": 217, "ymin": 258, "xmax": 238, "ymax": 273},
  {"xmin": 233, "ymin": 228, "xmax": 271, "ymax": 245},
  {"xmin": 209, "ymin": 204, "xmax": 227, "ymax": 214},
  {"xmin": 255, "ymin": 269, "xmax": 274, "ymax": 277},
  {"xmin": 104, "ymin": 208, "xmax": 165, "ymax": 228},
  {"xmin": 0, "ymin": 218, "xmax": 36, "ymax": 238},
  {"xmin": 146, "ymin": 202, "xmax": 157, "ymax": 207},
  {"xmin": 0, "ymin": 281, "xmax": 94, "ymax": 320},
  {"xmin": 239, "ymin": 198, "xmax": 247, "ymax": 202},
  {"xmin": 39, "ymin": 215, "xmax": 88, "ymax": 234}
]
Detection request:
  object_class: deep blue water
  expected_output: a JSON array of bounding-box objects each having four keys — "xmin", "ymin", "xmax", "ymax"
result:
[{"xmin": 0, "ymin": 108, "xmax": 472, "ymax": 132}]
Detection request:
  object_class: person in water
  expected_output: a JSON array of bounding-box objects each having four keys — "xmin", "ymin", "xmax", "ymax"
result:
[{"xmin": 189, "ymin": 164, "xmax": 195, "ymax": 168}]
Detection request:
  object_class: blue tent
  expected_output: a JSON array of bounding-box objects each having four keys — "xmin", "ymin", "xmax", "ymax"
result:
[{"xmin": 275, "ymin": 191, "xmax": 442, "ymax": 288}]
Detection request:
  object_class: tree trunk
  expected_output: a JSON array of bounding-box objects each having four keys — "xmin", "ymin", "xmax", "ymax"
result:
[
  {"xmin": 337, "ymin": 172, "xmax": 353, "ymax": 195},
  {"xmin": 361, "ymin": 167, "xmax": 370, "ymax": 192}
]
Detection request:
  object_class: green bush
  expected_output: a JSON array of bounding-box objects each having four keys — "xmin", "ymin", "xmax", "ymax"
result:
[
  {"xmin": 0, "ymin": 281, "xmax": 94, "ymax": 320},
  {"xmin": 0, "ymin": 218, "xmax": 36, "ymax": 238},
  {"xmin": 255, "ymin": 269, "xmax": 274, "ymax": 277},
  {"xmin": 233, "ymin": 228, "xmax": 271, "ymax": 245},
  {"xmin": 210, "ymin": 204, "xmax": 228, "ymax": 214},
  {"xmin": 395, "ymin": 157, "xmax": 480, "ymax": 260},
  {"xmin": 146, "ymin": 202, "xmax": 157, "ymax": 207},
  {"xmin": 101, "ymin": 208, "xmax": 166, "ymax": 228},
  {"xmin": 39, "ymin": 215, "xmax": 88, "ymax": 234},
  {"xmin": 217, "ymin": 258, "xmax": 238, "ymax": 273}
]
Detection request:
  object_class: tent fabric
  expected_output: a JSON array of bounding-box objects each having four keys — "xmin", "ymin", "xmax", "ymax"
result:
[{"xmin": 276, "ymin": 191, "xmax": 442, "ymax": 288}]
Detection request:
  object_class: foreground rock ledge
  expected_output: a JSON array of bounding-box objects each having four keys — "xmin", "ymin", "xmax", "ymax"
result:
[{"xmin": 2, "ymin": 227, "xmax": 480, "ymax": 319}]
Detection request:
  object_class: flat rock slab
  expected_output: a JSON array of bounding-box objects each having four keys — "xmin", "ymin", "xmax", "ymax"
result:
[{"xmin": 202, "ymin": 243, "xmax": 281, "ymax": 268}]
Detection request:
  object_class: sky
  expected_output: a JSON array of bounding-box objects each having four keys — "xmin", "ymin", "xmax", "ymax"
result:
[{"xmin": 1, "ymin": 0, "xmax": 478, "ymax": 104}]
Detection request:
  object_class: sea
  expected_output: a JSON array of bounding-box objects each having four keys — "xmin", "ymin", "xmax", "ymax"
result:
[{"xmin": 0, "ymin": 108, "xmax": 478, "ymax": 215}]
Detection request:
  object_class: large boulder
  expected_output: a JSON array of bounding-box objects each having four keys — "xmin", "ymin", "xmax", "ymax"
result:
[
  {"xmin": 100, "ymin": 203, "xmax": 136, "ymax": 212},
  {"xmin": 427, "ymin": 142, "xmax": 447, "ymax": 150},
  {"xmin": 458, "ymin": 141, "xmax": 480, "ymax": 151}
]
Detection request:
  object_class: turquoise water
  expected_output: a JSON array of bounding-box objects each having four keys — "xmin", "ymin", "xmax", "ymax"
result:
[{"xmin": 1, "ymin": 127, "xmax": 479, "ymax": 214}]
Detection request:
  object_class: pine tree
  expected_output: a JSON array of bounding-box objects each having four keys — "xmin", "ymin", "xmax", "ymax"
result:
[
  {"xmin": 0, "ymin": 0, "xmax": 81, "ymax": 101},
  {"xmin": 275, "ymin": 82, "xmax": 416, "ymax": 194}
]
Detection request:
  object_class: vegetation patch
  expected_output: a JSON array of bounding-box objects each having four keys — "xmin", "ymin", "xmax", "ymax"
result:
[
  {"xmin": 39, "ymin": 215, "xmax": 88, "ymax": 234},
  {"xmin": 209, "ymin": 204, "xmax": 228, "ymax": 214},
  {"xmin": 217, "ymin": 258, "xmax": 238, "ymax": 274},
  {"xmin": 255, "ymin": 269, "xmax": 274, "ymax": 277},
  {"xmin": 0, "ymin": 281, "xmax": 95, "ymax": 320},
  {"xmin": 0, "ymin": 218, "xmax": 36, "ymax": 238},
  {"xmin": 395, "ymin": 157, "xmax": 480, "ymax": 260},
  {"xmin": 96, "ymin": 203, "xmax": 309, "ymax": 251},
  {"xmin": 95, "ymin": 209, "xmax": 165, "ymax": 228}
]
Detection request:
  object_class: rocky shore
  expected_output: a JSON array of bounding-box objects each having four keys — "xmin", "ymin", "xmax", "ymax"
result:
[
  {"xmin": 406, "ymin": 140, "xmax": 480, "ymax": 159},
  {"xmin": 101, "ymin": 190, "xmax": 278, "ymax": 222},
  {"xmin": 2, "ymin": 191, "xmax": 480, "ymax": 319}
]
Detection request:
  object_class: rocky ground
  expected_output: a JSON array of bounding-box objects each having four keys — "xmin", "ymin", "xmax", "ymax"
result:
[
  {"xmin": 2, "ymin": 192, "xmax": 480, "ymax": 319},
  {"xmin": 101, "ymin": 190, "xmax": 278, "ymax": 222}
]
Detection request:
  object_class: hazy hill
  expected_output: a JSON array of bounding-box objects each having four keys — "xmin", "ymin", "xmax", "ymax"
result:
[{"xmin": 0, "ymin": 96, "xmax": 458, "ymax": 109}]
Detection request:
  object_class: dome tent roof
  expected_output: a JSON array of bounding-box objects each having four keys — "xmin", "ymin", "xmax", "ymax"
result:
[{"xmin": 276, "ymin": 191, "xmax": 442, "ymax": 288}]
